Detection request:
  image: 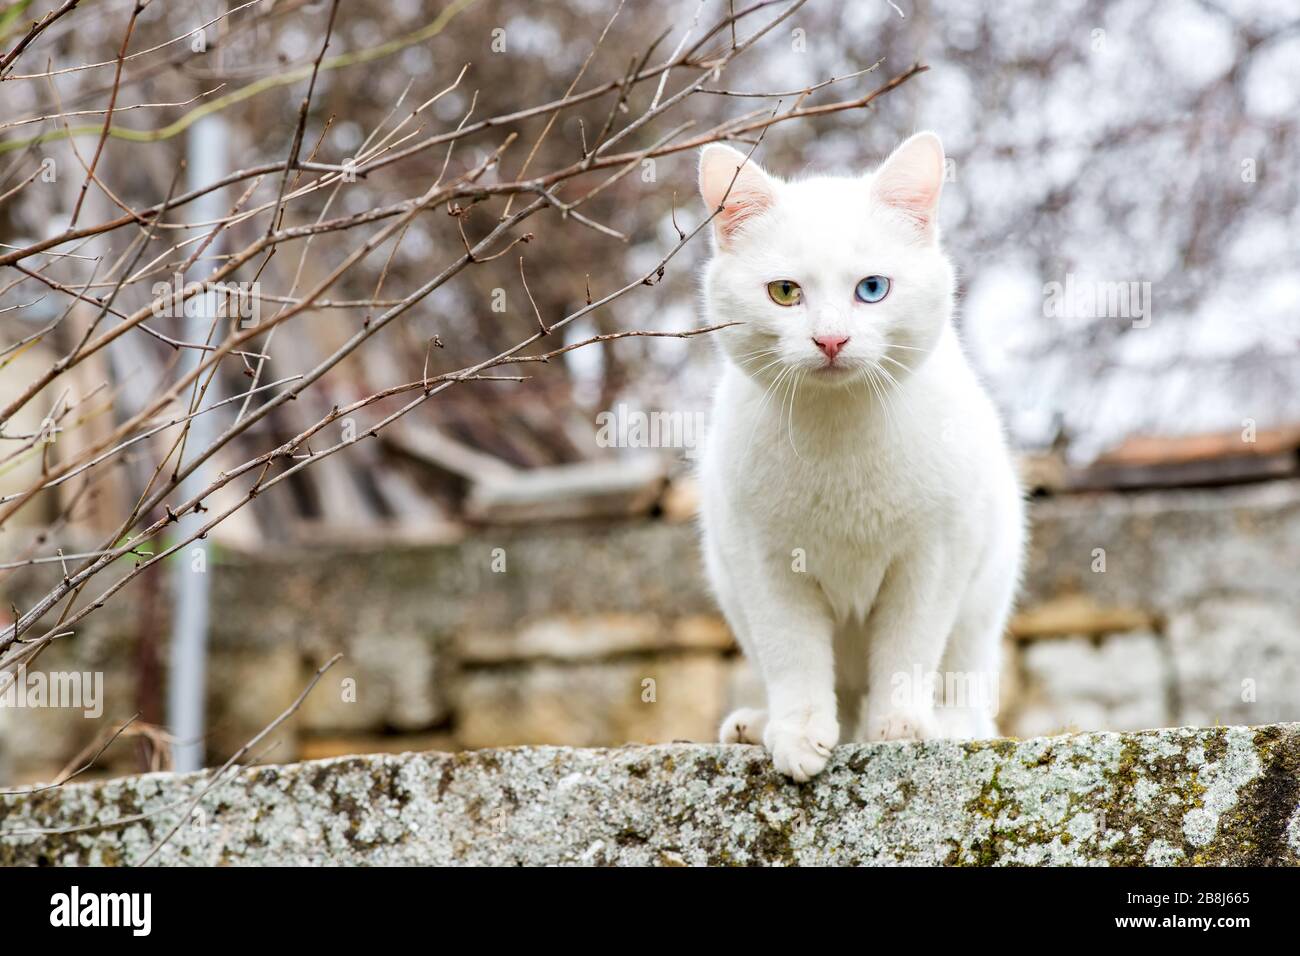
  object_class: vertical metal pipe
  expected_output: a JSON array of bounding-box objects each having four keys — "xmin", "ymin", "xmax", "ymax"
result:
[{"xmin": 167, "ymin": 114, "xmax": 228, "ymax": 773}]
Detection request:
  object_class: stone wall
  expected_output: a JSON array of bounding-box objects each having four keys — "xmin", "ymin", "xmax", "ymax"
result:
[
  {"xmin": 2, "ymin": 479, "xmax": 1298, "ymax": 784},
  {"xmin": 3, "ymin": 724, "xmax": 1299, "ymax": 865}
]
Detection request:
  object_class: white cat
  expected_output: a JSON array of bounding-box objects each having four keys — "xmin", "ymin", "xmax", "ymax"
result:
[{"xmin": 696, "ymin": 132, "xmax": 1025, "ymax": 781}]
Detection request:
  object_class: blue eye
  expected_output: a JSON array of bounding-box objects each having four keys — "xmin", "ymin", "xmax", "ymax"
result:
[{"xmin": 855, "ymin": 275, "xmax": 890, "ymax": 303}]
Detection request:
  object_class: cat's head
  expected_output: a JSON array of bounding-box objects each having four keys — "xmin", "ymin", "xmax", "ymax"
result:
[{"xmin": 698, "ymin": 132, "xmax": 954, "ymax": 393}]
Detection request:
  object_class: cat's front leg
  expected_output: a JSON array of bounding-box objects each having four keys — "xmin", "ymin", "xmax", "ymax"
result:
[
  {"xmin": 747, "ymin": 572, "xmax": 839, "ymax": 781},
  {"xmin": 863, "ymin": 544, "xmax": 965, "ymax": 741}
]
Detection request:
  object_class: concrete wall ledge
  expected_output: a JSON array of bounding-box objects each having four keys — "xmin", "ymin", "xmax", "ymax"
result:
[{"xmin": 3, "ymin": 723, "xmax": 1299, "ymax": 866}]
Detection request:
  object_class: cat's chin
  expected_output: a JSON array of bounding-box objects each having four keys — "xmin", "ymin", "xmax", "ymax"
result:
[{"xmin": 803, "ymin": 362, "xmax": 864, "ymax": 388}]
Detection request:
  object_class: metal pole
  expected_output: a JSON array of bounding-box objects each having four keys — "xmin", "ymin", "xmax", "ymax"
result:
[{"xmin": 167, "ymin": 113, "xmax": 228, "ymax": 773}]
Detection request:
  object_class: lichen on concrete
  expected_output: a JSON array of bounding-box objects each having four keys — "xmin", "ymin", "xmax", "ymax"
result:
[{"xmin": 1, "ymin": 723, "xmax": 1298, "ymax": 866}]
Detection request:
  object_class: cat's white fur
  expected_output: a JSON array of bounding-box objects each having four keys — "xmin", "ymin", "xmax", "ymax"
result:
[{"xmin": 696, "ymin": 133, "xmax": 1025, "ymax": 781}]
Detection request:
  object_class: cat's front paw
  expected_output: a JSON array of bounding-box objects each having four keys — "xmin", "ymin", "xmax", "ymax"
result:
[
  {"xmin": 865, "ymin": 707, "xmax": 939, "ymax": 742},
  {"xmin": 719, "ymin": 707, "xmax": 768, "ymax": 745},
  {"xmin": 763, "ymin": 711, "xmax": 839, "ymax": 782}
]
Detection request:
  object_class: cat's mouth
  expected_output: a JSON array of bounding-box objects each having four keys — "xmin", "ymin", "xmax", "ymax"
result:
[{"xmin": 802, "ymin": 354, "xmax": 881, "ymax": 387}]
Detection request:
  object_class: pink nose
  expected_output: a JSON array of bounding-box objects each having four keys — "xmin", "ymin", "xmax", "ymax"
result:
[{"xmin": 812, "ymin": 335, "xmax": 849, "ymax": 361}]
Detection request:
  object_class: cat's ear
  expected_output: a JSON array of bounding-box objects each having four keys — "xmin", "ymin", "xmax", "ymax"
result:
[
  {"xmin": 871, "ymin": 132, "xmax": 945, "ymax": 239},
  {"xmin": 698, "ymin": 144, "xmax": 777, "ymax": 247}
]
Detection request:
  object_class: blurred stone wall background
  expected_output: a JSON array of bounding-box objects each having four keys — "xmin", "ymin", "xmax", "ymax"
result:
[{"xmin": 4, "ymin": 475, "xmax": 1297, "ymax": 783}]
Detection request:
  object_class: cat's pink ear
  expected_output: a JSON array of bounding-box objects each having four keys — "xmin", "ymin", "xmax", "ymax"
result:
[
  {"xmin": 699, "ymin": 144, "xmax": 777, "ymax": 247},
  {"xmin": 871, "ymin": 132, "xmax": 945, "ymax": 239}
]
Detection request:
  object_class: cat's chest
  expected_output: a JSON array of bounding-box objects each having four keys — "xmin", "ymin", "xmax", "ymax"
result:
[
  {"xmin": 740, "ymin": 434, "xmax": 919, "ymax": 551},
  {"xmin": 710, "ymin": 367, "xmax": 957, "ymax": 551},
  {"xmin": 779, "ymin": 460, "xmax": 907, "ymax": 542}
]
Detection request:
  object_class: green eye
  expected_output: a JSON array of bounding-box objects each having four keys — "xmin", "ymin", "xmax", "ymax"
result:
[{"xmin": 766, "ymin": 279, "xmax": 802, "ymax": 306}]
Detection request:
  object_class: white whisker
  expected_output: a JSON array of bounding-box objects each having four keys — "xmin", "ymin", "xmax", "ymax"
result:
[{"xmin": 742, "ymin": 364, "xmax": 793, "ymax": 462}]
